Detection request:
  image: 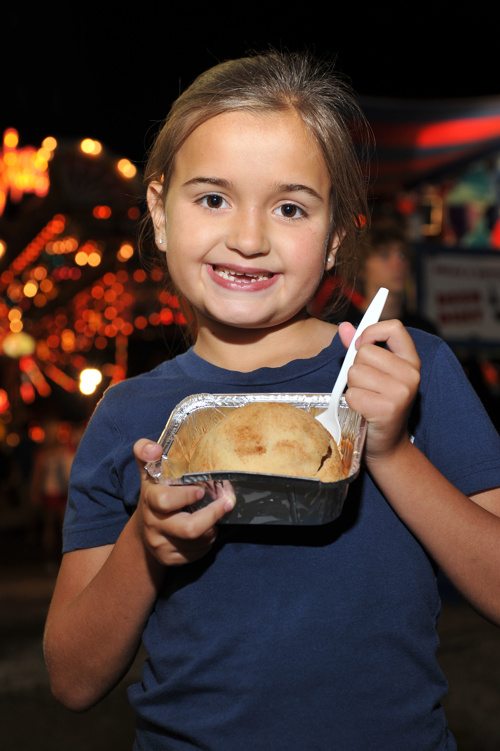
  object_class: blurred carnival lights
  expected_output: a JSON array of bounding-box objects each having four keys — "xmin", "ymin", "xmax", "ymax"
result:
[
  {"xmin": 79, "ymin": 368, "xmax": 102, "ymax": 395},
  {"xmin": 80, "ymin": 138, "xmax": 102, "ymax": 156},
  {"xmin": 0, "ymin": 129, "xmax": 186, "ymax": 429},
  {"xmin": 0, "ymin": 128, "xmax": 54, "ymax": 216}
]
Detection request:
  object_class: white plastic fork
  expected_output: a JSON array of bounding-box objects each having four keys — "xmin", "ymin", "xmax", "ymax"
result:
[{"xmin": 316, "ymin": 287, "xmax": 389, "ymax": 444}]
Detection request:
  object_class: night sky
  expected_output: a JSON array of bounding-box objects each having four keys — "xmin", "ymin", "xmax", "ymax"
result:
[{"xmin": 4, "ymin": 5, "xmax": 500, "ymax": 163}]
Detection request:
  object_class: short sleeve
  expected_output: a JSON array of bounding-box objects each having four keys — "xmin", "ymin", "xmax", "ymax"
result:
[
  {"xmin": 63, "ymin": 395, "xmax": 140, "ymax": 552},
  {"xmin": 411, "ymin": 336, "xmax": 500, "ymax": 497}
]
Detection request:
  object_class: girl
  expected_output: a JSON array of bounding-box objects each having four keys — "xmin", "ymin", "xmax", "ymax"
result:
[{"xmin": 44, "ymin": 52, "xmax": 500, "ymax": 750}]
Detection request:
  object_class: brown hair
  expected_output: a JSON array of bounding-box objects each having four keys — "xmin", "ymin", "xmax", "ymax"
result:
[
  {"xmin": 353, "ymin": 224, "xmax": 412, "ymax": 296},
  {"xmin": 141, "ymin": 50, "xmax": 371, "ymax": 326}
]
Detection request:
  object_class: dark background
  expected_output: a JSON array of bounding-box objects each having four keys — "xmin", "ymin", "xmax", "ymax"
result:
[{"xmin": 4, "ymin": 4, "xmax": 500, "ymax": 164}]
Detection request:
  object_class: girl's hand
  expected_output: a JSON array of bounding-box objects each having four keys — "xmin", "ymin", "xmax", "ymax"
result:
[
  {"xmin": 133, "ymin": 440, "xmax": 236, "ymax": 566},
  {"xmin": 338, "ymin": 319, "xmax": 421, "ymax": 462}
]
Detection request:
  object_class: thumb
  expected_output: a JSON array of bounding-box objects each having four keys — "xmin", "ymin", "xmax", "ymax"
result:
[
  {"xmin": 134, "ymin": 438, "xmax": 163, "ymax": 480},
  {"xmin": 338, "ymin": 321, "xmax": 357, "ymax": 351}
]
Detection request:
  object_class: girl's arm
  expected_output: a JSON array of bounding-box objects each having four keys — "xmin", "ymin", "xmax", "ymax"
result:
[
  {"xmin": 44, "ymin": 440, "xmax": 235, "ymax": 712},
  {"xmin": 339, "ymin": 320, "xmax": 500, "ymax": 625}
]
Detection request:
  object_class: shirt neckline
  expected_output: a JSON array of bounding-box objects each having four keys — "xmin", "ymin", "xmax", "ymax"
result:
[{"xmin": 175, "ymin": 332, "xmax": 343, "ymax": 386}]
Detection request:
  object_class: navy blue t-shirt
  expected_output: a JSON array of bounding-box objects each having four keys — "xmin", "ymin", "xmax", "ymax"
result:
[{"xmin": 64, "ymin": 330, "xmax": 500, "ymax": 750}]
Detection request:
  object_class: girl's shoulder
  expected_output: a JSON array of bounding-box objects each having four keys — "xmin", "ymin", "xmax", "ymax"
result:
[
  {"xmin": 101, "ymin": 353, "xmax": 187, "ymax": 401},
  {"xmin": 405, "ymin": 326, "xmax": 442, "ymax": 350},
  {"xmin": 83, "ymin": 353, "xmax": 195, "ymax": 444},
  {"xmin": 405, "ymin": 327, "xmax": 448, "ymax": 373},
  {"xmin": 406, "ymin": 327, "xmax": 471, "ymax": 400}
]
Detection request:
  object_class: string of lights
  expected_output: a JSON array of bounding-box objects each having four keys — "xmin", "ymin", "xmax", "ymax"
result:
[{"xmin": 0, "ymin": 129, "xmax": 186, "ymax": 448}]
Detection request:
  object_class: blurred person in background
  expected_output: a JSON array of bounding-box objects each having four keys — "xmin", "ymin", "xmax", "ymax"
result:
[{"xmin": 339, "ymin": 224, "xmax": 439, "ymax": 334}]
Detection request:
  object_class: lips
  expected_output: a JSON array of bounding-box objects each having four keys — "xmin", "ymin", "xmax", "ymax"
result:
[
  {"xmin": 212, "ymin": 265, "xmax": 274, "ymax": 284},
  {"xmin": 207, "ymin": 264, "xmax": 278, "ymax": 291}
]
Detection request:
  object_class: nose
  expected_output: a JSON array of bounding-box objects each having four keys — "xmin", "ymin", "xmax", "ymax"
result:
[
  {"xmin": 391, "ymin": 250, "xmax": 408, "ymax": 273},
  {"xmin": 225, "ymin": 207, "xmax": 271, "ymax": 257}
]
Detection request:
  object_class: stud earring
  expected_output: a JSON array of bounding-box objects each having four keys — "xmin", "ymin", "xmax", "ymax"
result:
[
  {"xmin": 326, "ymin": 256, "xmax": 332, "ymax": 264},
  {"xmin": 158, "ymin": 238, "xmax": 163, "ymax": 244}
]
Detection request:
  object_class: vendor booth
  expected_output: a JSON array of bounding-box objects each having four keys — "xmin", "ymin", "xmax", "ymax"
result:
[{"xmin": 359, "ymin": 94, "xmax": 500, "ymax": 420}]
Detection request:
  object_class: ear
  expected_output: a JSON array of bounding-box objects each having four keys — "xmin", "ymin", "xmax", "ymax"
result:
[
  {"xmin": 147, "ymin": 181, "xmax": 167, "ymax": 251},
  {"xmin": 325, "ymin": 233, "xmax": 341, "ymax": 271}
]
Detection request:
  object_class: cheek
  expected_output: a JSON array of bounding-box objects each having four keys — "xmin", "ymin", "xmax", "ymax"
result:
[
  {"xmin": 298, "ymin": 232, "xmax": 330, "ymax": 275},
  {"xmin": 364, "ymin": 259, "xmax": 384, "ymax": 281},
  {"xmin": 163, "ymin": 245, "xmax": 190, "ymax": 294},
  {"xmin": 289, "ymin": 240, "xmax": 328, "ymax": 296}
]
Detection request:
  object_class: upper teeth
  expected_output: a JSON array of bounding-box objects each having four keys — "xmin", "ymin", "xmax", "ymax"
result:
[{"xmin": 214, "ymin": 266, "xmax": 272, "ymax": 282}]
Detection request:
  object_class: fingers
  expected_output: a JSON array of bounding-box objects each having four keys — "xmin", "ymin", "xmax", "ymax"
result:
[
  {"xmin": 134, "ymin": 439, "xmax": 235, "ymax": 566},
  {"xmin": 346, "ymin": 365, "xmax": 415, "ymax": 430},
  {"xmin": 341, "ymin": 319, "xmax": 421, "ymax": 459},
  {"xmin": 354, "ymin": 319, "xmax": 421, "ymax": 370},
  {"xmin": 143, "ymin": 482, "xmax": 235, "ymax": 566},
  {"xmin": 338, "ymin": 319, "xmax": 420, "ymax": 404},
  {"xmin": 146, "ymin": 482, "xmax": 235, "ymax": 538},
  {"xmin": 351, "ymin": 345, "xmax": 420, "ymax": 398},
  {"xmin": 339, "ymin": 319, "xmax": 420, "ymax": 372},
  {"xmin": 353, "ymin": 322, "xmax": 421, "ymax": 404}
]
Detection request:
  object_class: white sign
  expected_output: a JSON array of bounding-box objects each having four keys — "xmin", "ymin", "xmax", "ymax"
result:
[{"xmin": 421, "ymin": 251, "xmax": 500, "ymax": 343}]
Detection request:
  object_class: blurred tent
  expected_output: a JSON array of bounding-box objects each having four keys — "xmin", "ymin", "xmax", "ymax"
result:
[{"xmin": 360, "ymin": 95, "xmax": 500, "ymax": 197}]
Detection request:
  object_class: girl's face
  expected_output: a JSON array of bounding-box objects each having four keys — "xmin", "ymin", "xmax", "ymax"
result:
[{"xmin": 148, "ymin": 109, "xmax": 337, "ymax": 334}]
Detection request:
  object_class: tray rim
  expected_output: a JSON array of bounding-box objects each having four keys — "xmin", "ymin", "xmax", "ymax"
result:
[{"xmin": 148, "ymin": 392, "xmax": 366, "ymax": 485}]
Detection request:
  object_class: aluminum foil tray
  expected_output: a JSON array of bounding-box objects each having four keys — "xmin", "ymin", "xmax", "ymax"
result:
[{"xmin": 145, "ymin": 393, "xmax": 366, "ymax": 525}]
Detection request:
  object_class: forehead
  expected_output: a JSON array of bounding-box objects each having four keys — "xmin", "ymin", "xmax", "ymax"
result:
[
  {"xmin": 171, "ymin": 109, "xmax": 330, "ymax": 188},
  {"xmin": 368, "ymin": 240, "xmax": 409, "ymax": 257}
]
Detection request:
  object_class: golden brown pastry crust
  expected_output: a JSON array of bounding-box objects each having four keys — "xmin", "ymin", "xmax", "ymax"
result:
[{"xmin": 189, "ymin": 402, "xmax": 344, "ymax": 481}]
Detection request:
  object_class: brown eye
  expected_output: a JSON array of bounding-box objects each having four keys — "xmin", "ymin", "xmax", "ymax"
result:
[
  {"xmin": 276, "ymin": 203, "xmax": 305, "ymax": 219},
  {"xmin": 205, "ymin": 194, "xmax": 224, "ymax": 209}
]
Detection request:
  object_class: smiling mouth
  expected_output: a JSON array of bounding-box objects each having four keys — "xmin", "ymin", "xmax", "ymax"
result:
[{"xmin": 212, "ymin": 265, "xmax": 274, "ymax": 283}]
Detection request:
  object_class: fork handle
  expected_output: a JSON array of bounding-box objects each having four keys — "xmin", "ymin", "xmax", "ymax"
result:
[{"xmin": 330, "ymin": 287, "xmax": 389, "ymax": 406}]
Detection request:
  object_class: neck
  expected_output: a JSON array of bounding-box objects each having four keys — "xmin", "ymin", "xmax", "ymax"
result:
[{"xmin": 193, "ymin": 315, "xmax": 338, "ymax": 372}]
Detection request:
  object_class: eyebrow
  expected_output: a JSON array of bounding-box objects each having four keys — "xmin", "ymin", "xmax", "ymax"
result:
[
  {"xmin": 275, "ymin": 183, "xmax": 324, "ymax": 202},
  {"xmin": 183, "ymin": 177, "xmax": 232, "ymax": 189},
  {"xmin": 183, "ymin": 177, "xmax": 324, "ymax": 202}
]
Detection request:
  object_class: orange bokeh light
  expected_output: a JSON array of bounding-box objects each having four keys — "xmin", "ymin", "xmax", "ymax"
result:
[{"xmin": 93, "ymin": 205, "xmax": 112, "ymax": 219}]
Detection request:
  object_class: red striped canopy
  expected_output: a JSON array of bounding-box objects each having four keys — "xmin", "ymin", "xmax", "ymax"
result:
[{"xmin": 360, "ymin": 95, "xmax": 500, "ymax": 196}]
